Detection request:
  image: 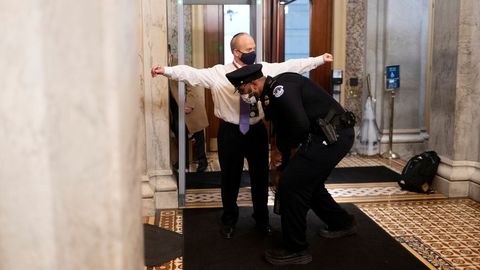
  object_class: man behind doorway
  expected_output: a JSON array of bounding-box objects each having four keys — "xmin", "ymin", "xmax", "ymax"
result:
[{"xmin": 167, "ymin": 44, "xmax": 209, "ymax": 172}]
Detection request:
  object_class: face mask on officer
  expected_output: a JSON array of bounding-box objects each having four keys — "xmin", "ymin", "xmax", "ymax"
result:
[{"xmin": 239, "ymin": 50, "xmax": 256, "ymax": 65}]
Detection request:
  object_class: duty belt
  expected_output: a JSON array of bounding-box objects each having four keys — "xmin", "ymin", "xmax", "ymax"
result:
[{"xmin": 315, "ymin": 108, "xmax": 356, "ymax": 145}]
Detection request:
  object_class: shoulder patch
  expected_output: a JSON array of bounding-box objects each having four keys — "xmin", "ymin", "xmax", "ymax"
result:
[{"xmin": 272, "ymin": 85, "xmax": 284, "ymax": 98}]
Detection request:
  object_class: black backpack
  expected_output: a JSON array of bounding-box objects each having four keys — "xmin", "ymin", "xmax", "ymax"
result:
[{"xmin": 398, "ymin": 151, "xmax": 441, "ymax": 193}]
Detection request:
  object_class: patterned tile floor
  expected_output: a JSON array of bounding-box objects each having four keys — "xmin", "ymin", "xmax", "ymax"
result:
[
  {"xmin": 358, "ymin": 199, "xmax": 480, "ymax": 270},
  {"xmin": 144, "ymin": 154, "xmax": 480, "ymax": 270}
]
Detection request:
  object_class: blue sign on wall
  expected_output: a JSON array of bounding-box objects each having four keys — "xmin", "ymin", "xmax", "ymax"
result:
[{"xmin": 385, "ymin": 65, "xmax": 400, "ymax": 90}]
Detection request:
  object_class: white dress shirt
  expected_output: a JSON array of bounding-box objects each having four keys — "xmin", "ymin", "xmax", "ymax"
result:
[{"xmin": 163, "ymin": 56, "xmax": 326, "ymax": 125}]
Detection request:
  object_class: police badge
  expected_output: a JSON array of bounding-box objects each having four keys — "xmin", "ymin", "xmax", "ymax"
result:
[{"xmin": 273, "ymin": 85, "xmax": 284, "ymax": 98}]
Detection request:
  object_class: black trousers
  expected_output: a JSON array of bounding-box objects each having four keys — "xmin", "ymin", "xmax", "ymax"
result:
[
  {"xmin": 191, "ymin": 130, "xmax": 206, "ymax": 162},
  {"xmin": 278, "ymin": 127, "xmax": 355, "ymax": 252},
  {"xmin": 217, "ymin": 120, "xmax": 270, "ymax": 226}
]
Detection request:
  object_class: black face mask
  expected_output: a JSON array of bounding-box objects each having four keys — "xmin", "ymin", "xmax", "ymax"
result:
[{"xmin": 239, "ymin": 51, "xmax": 256, "ymax": 65}]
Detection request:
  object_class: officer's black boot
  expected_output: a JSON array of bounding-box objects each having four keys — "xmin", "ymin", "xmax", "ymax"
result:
[
  {"xmin": 264, "ymin": 248, "xmax": 312, "ymax": 265},
  {"xmin": 318, "ymin": 214, "xmax": 357, "ymax": 239}
]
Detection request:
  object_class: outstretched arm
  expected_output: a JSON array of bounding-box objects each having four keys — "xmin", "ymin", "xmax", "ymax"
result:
[
  {"xmin": 262, "ymin": 53, "xmax": 333, "ymax": 77},
  {"xmin": 150, "ymin": 64, "xmax": 218, "ymax": 89}
]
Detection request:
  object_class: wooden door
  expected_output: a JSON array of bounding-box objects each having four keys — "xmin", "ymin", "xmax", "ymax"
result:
[
  {"xmin": 266, "ymin": 0, "xmax": 333, "ymax": 93},
  {"xmin": 309, "ymin": 0, "xmax": 333, "ymax": 93}
]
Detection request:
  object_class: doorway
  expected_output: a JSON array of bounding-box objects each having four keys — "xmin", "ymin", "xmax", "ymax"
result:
[
  {"xmin": 171, "ymin": 0, "xmax": 262, "ymax": 205},
  {"xmin": 170, "ymin": 0, "xmax": 333, "ymax": 205}
]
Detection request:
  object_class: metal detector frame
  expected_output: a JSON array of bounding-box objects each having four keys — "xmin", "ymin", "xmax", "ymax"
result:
[{"xmin": 176, "ymin": 0, "xmax": 263, "ymax": 207}]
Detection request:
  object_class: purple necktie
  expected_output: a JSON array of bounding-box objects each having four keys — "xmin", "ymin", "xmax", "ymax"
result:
[{"xmin": 239, "ymin": 98, "xmax": 250, "ymax": 134}]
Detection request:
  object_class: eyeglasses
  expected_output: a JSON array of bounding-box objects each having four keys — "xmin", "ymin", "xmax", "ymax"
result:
[{"xmin": 235, "ymin": 85, "xmax": 249, "ymax": 95}]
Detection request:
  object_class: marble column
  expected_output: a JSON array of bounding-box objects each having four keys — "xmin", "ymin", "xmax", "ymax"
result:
[
  {"xmin": 430, "ymin": 0, "xmax": 480, "ymax": 200},
  {"xmin": 140, "ymin": 0, "xmax": 178, "ymax": 209},
  {"xmin": 0, "ymin": 1, "xmax": 143, "ymax": 269},
  {"xmin": 345, "ymin": 0, "xmax": 367, "ymax": 120},
  {"xmin": 136, "ymin": 0, "xmax": 154, "ymax": 216}
]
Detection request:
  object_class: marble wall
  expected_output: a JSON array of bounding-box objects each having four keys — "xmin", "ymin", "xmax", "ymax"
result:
[
  {"xmin": 364, "ymin": 0, "xmax": 430, "ymax": 158},
  {"xmin": 167, "ymin": 0, "xmax": 194, "ymax": 65},
  {"xmin": 428, "ymin": 0, "xmax": 459, "ymax": 158},
  {"xmin": 430, "ymin": 0, "xmax": 480, "ymax": 200},
  {"xmin": 454, "ymin": 0, "xmax": 480, "ymax": 161},
  {"xmin": 0, "ymin": 1, "xmax": 143, "ymax": 269},
  {"xmin": 345, "ymin": 0, "xmax": 367, "ymax": 120}
]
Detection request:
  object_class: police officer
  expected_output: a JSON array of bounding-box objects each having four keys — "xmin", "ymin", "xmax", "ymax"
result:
[{"xmin": 226, "ymin": 64, "xmax": 357, "ymax": 266}]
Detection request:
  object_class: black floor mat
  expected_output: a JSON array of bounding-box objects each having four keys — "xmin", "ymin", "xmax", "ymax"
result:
[
  {"xmin": 144, "ymin": 223, "xmax": 183, "ymax": 267},
  {"xmin": 183, "ymin": 204, "xmax": 428, "ymax": 270},
  {"xmin": 186, "ymin": 166, "xmax": 400, "ymax": 189}
]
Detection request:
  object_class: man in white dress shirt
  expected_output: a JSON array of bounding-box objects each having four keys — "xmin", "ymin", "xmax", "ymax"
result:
[{"xmin": 151, "ymin": 32, "xmax": 332, "ymax": 239}]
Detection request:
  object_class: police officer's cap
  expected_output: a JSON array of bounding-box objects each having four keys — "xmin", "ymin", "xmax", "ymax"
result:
[{"xmin": 226, "ymin": 64, "xmax": 263, "ymax": 88}]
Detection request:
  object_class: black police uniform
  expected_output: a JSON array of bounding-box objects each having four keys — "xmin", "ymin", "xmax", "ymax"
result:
[{"xmin": 262, "ymin": 72, "xmax": 355, "ymax": 252}]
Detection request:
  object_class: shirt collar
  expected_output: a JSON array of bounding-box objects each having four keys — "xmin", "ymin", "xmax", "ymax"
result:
[{"xmin": 232, "ymin": 59, "xmax": 244, "ymax": 69}]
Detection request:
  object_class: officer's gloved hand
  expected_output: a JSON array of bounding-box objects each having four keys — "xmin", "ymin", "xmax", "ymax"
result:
[
  {"xmin": 270, "ymin": 168, "xmax": 281, "ymax": 193},
  {"xmin": 269, "ymin": 148, "xmax": 282, "ymax": 192}
]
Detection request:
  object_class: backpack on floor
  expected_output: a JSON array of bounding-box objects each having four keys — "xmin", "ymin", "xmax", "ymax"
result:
[{"xmin": 398, "ymin": 151, "xmax": 441, "ymax": 193}]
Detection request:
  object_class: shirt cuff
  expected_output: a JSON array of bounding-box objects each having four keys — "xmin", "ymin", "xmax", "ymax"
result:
[
  {"xmin": 314, "ymin": 55, "xmax": 325, "ymax": 66},
  {"xmin": 163, "ymin": 66, "xmax": 173, "ymax": 77}
]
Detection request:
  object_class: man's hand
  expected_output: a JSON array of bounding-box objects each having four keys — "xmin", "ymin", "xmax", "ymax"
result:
[
  {"xmin": 150, "ymin": 65, "xmax": 165, "ymax": 77},
  {"xmin": 322, "ymin": 53, "xmax": 333, "ymax": 62},
  {"xmin": 184, "ymin": 106, "xmax": 193, "ymax": 114}
]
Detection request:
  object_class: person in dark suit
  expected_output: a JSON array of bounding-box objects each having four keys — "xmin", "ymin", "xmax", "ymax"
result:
[{"xmin": 226, "ymin": 64, "xmax": 357, "ymax": 266}]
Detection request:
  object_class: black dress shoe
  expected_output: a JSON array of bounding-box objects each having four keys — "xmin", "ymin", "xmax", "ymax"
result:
[
  {"xmin": 221, "ymin": 225, "xmax": 234, "ymax": 239},
  {"xmin": 265, "ymin": 248, "xmax": 312, "ymax": 265},
  {"xmin": 317, "ymin": 223, "xmax": 357, "ymax": 239},
  {"xmin": 196, "ymin": 158, "xmax": 208, "ymax": 172}
]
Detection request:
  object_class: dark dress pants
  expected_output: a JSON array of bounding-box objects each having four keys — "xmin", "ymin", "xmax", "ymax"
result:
[
  {"xmin": 278, "ymin": 128, "xmax": 355, "ymax": 252},
  {"xmin": 217, "ymin": 121, "xmax": 270, "ymax": 226},
  {"xmin": 191, "ymin": 130, "xmax": 206, "ymax": 162}
]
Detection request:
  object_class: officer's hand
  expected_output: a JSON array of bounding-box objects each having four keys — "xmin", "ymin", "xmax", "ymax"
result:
[
  {"xmin": 270, "ymin": 148, "xmax": 282, "ymax": 167},
  {"xmin": 270, "ymin": 148, "xmax": 282, "ymax": 192},
  {"xmin": 322, "ymin": 53, "xmax": 333, "ymax": 62}
]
